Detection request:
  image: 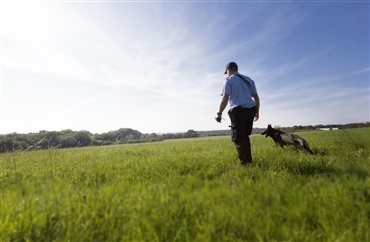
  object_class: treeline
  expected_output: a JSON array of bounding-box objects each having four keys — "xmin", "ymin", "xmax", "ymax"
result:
[
  {"xmin": 282, "ymin": 122, "xmax": 370, "ymax": 132},
  {"xmin": 1, "ymin": 122, "xmax": 368, "ymax": 152},
  {"xmin": 0, "ymin": 128, "xmax": 200, "ymax": 153}
]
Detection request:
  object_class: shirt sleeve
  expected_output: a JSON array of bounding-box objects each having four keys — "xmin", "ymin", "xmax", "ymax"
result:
[{"xmin": 221, "ymin": 79, "xmax": 231, "ymax": 96}]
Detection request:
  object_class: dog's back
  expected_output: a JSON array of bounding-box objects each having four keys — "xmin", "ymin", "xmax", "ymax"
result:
[{"xmin": 262, "ymin": 125, "xmax": 313, "ymax": 154}]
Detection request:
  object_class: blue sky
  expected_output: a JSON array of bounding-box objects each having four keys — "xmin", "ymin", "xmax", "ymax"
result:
[{"xmin": 1, "ymin": 1, "xmax": 369, "ymax": 134}]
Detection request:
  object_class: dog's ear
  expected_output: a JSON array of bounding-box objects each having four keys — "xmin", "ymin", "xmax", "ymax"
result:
[{"xmin": 268, "ymin": 124, "xmax": 272, "ymax": 128}]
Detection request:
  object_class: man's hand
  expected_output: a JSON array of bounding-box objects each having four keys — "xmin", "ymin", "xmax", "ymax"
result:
[
  {"xmin": 216, "ymin": 95, "xmax": 228, "ymax": 123},
  {"xmin": 215, "ymin": 112, "xmax": 222, "ymax": 123},
  {"xmin": 254, "ymin": 112, "xmax": 259, "ymax": 122}
]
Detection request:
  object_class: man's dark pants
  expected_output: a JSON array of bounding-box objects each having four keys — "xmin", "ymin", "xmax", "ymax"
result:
[{"xmin": 228, "ymin": 106, "xmax": 256, "ymax": 165}]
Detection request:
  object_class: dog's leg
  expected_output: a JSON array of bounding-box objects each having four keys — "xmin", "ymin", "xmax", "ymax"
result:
[
  {"xmin": 303, "ymin": 141, "xmax": 313, "ymax": 154},
  {"xmin": 295, "ymin": 139, "xmax": 313, "ymax": 154},
  {"xmin": 306, "ymin": 147, "xmax": 314, "ymax": 154},
  {"xmin": 293, "ymin": 140, "xmax": 304, "ymax": 151}
]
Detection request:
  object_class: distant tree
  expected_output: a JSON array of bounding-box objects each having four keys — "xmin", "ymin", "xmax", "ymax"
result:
[
  {"xmin": 303, "ymin": 125, "xmax": 314, "ymax": 131},
  {"xmin": 73, "ymin": 131, "xmax": 92, "ymax": 147},
  {"xmin": 185, "ymin": 129, "xmax": 199, "ymax": 138},
  {"xmin": 15, "ymin": 141, "xmax": 28, "ymax": 150},
  {"xmin": 59, "ymin": 136, "xmax": 76, "ymax": 148},
  {"xmin": 95, "ymin": 128, "xmax": 142, "ymax": 143},
  {"xmin": 1, "ymin": 138, "xmax": 14, "ymax": 152},
  {"xmin": 125, "ymin": 134, "xmax": 135, "ymax": 142}
]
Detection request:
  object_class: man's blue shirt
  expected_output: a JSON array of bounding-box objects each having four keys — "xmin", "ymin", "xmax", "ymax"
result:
[{"xmin": 221, "ymin": 72, "xmax": 258, "ymax": 110}]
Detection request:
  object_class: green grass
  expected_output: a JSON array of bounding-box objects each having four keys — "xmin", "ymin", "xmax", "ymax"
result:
[{"xmin": 1, "ymin": 128, "xmax": 369, "ymax": 241}]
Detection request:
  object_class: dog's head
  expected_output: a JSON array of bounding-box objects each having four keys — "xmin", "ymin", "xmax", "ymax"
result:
[{"xmin": 261, "ymin": 124, "xmax": 274, "ymax": 138}]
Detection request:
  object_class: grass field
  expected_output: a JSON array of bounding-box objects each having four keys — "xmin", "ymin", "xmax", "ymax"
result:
[{"xmin": 1, "ymin": 128, "xmax": 369, "ymax": 241}]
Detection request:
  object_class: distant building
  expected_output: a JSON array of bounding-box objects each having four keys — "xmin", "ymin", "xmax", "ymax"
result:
[{"xmin": 318, "ymin": 128, "xmax": 339, "ymax": 131}]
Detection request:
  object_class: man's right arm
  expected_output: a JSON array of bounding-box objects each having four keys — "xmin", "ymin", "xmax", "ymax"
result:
[
  {"xmin": 218, "ymin": 94, "xmax": 229, "ymax": 115},
  {"xmin": 216, "ymin": 94, "xmax": 229, "ymax": 123}
]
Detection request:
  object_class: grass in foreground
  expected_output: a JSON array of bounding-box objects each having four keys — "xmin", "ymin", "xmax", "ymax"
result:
[{"xmin": 1, "ymin": 128, "xmax": 369, "ymax": 241}]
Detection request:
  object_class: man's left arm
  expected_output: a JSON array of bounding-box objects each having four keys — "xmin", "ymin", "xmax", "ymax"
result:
[{"xmin": 252, "ymin": 93, "xmax": 260, "ymax": 122}]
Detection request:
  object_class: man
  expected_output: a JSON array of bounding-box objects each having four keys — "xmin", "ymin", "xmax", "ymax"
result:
[{"xmin": 216, "ymin": 62, "xmax": 260, "ymax": 165}]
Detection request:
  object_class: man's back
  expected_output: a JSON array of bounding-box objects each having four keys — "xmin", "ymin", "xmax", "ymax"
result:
[{"xmin": 222, "ymin": 72, "xmax": 257, "ymax": 109}]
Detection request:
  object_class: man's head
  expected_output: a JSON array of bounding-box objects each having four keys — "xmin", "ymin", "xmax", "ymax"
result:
[{"xmin": 224, "ymin": 62, "xmax": 238, "ymax": 75}]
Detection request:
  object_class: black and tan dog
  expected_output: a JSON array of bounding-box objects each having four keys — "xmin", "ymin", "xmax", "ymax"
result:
[{"xmin": 261, "ymin": 124, "xmax": 313, "ymax": 154}]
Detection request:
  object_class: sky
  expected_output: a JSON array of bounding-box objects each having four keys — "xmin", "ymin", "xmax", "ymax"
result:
[{"xmin": 1, "ymin": 0, "xmax": 369, "ymax": 135}]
